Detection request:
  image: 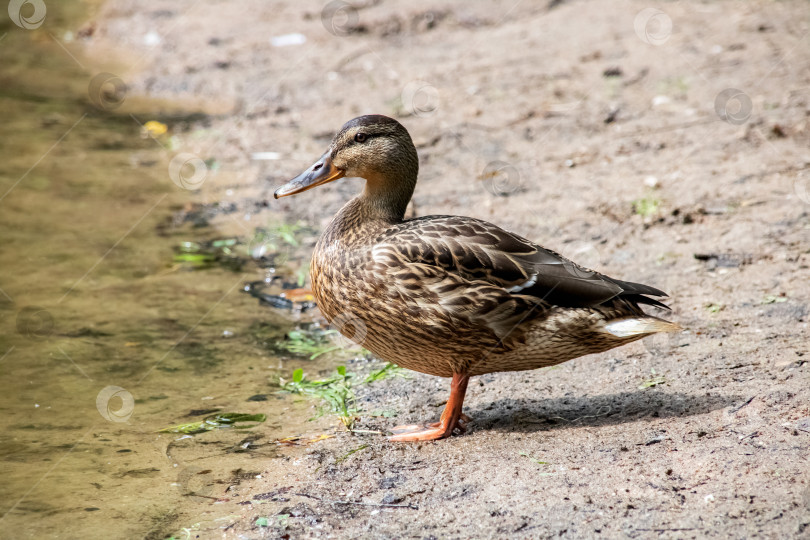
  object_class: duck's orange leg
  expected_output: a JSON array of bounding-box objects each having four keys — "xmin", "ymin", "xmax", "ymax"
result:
[{"xmin": 389, "ymin": 373, "xmax": 470, "ymax": 442}]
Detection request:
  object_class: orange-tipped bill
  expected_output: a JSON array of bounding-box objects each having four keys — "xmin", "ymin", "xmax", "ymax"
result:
[{"xmin": 274, "ymin": 151, "xmax": 345, "ymax": 199}]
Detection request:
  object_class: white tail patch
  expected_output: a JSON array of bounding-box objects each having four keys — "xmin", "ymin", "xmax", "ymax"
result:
[{"xmin": 603, "ymin": 317, "xmax": 681, "ymax": 338}]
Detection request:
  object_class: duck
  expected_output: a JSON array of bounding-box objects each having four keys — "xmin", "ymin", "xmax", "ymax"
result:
[{"xmin": 274, "ymin": 114, "xmax": 680, "ymax": 442}]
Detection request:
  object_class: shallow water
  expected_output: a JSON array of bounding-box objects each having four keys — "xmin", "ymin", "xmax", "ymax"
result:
[{"xmin": 0, "ymin": 3, "xmax": 329, "ymax": 537}]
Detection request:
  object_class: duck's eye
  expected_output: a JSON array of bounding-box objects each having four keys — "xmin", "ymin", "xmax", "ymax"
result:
[{"xmin": 354, "ymin": 132, "xmax": 367, "ymax": 143}]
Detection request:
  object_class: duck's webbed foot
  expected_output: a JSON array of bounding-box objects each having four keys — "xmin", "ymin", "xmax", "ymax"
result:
[
  {"xmin": 389, "ymin": 414, "xmax": 470, "ymax": 441},
  {"xmin": 388, "ymin": 373, "xmax": 470, "ymax": 442}
]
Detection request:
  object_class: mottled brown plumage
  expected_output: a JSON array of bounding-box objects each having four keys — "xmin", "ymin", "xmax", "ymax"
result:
[{"xmin": 274, "ymin": 114, "xmax": 680, "ymax": 441}]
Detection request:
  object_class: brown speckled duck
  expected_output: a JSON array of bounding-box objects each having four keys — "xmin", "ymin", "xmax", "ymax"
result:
[{"xmin": 274, "ymin": 115, "xmax": 679, "ymax": 442}]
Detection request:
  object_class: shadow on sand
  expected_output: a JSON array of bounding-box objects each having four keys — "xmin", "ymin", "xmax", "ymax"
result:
[{"xmin": 469, "ymin": 390, "xmax": 742, "ymax": 434}]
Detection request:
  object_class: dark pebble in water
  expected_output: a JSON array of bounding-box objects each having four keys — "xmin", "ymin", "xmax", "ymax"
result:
[
  {"xmin": 244, "ymin": 281, "xmax": 316, "ymax": 311},
  {"xmin": 257, "ymin": 293, "xmax": 294, "ymax": 310}
]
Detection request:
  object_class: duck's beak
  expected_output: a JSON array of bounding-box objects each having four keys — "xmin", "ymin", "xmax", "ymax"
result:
[{"xmin": 273, "ymin": 150, "xmax": 345, "ymax": 199}]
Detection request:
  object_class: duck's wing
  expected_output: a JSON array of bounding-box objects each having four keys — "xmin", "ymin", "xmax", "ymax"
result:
[{"xmin": 375, "ymin": 215, "xmax": 670, "ymax": 311}]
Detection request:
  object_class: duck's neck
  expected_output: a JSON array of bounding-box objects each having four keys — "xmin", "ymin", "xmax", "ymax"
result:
[
  {"xmin": 322, "ymin": 143, "xmax": 419, "ymax": 245},
  {"xmin": 359, "ymin": 168, "xmax": 417, "ymax": 223},
  {"xmin": 321, "ymin": 169, "xmax": 417, "ymax": 249}
]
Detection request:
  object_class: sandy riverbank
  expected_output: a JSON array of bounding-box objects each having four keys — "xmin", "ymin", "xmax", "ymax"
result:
[{"xmin": 80, "ymin": 1, "xmax": 810, "ymax": 537}]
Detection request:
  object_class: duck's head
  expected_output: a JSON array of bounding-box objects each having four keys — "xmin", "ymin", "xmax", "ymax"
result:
[{"xmin": 274, "ymin": 115, "xmax": 419, "ymax": 219}]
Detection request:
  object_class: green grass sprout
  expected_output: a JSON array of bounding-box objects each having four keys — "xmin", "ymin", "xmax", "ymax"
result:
[
  {"xmin": 335, "ymin": 444, "xmax": 369, "ymax": 464},
  {"xmin": 280, "ymin": 363, "xmax": 405, "ymax": 429},
  {"xmin": 639, "ymin": 368, "xmax": 666, "ymax": 389}
]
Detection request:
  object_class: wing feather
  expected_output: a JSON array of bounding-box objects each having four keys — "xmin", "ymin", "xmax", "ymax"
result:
[
  {"xmin": 372, "ymin": 215, "xmax": 670, "ymax": 349},
  {"xmin": 379, "ymin": 216, "xmax": 668, "ymax": 307}
]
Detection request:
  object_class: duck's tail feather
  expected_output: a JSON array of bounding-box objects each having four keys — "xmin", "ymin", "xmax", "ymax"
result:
[
  {"xmin": 622, "ymin": 293, "xmax": 671, "ymax": 310},
  {"xmin": 601, "ymin": 316, "xmax": 682, "ymax": 338}
]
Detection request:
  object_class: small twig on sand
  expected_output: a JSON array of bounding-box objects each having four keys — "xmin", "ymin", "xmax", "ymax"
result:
[
  {"xmin": 617, "ymin": 118, "xmax": 714, "ymax": 138},
  {"xmin": 348, "ymin": 429, "xmax": 385, "ymax": 435},
  {"xmin": 186, "ymin": 493, "xmax": 226, "ymax": 502},
  {"xmin": 730, "ymin": 396, "xmax": 756, "ymax": 413},
  {"xmin": 294, "ymin": 492, "xmax": 418, "ymax": 510},
  {"xmin": 636, "ymin": 528, "xmax": 702, "ymax": 532}
]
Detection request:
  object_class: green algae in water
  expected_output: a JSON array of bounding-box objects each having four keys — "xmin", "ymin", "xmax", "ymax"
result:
[
  {"xmin": 253, "ymin": 322, "xmax": 357, "ymax": 359},
  {"xmin": 279, "ymin": 328, "xmax": 343, "ymax": 360},
  {"xmin": 158, "ymin": 412, "xmax": 267, "ymax": 434},
  {"xmin": 172, "ymin": 238, "xmax": 243, "ymax": 270},
  {"xmin": 172, "ymin": 223, "xmax": 314, "ymax": 272}
]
